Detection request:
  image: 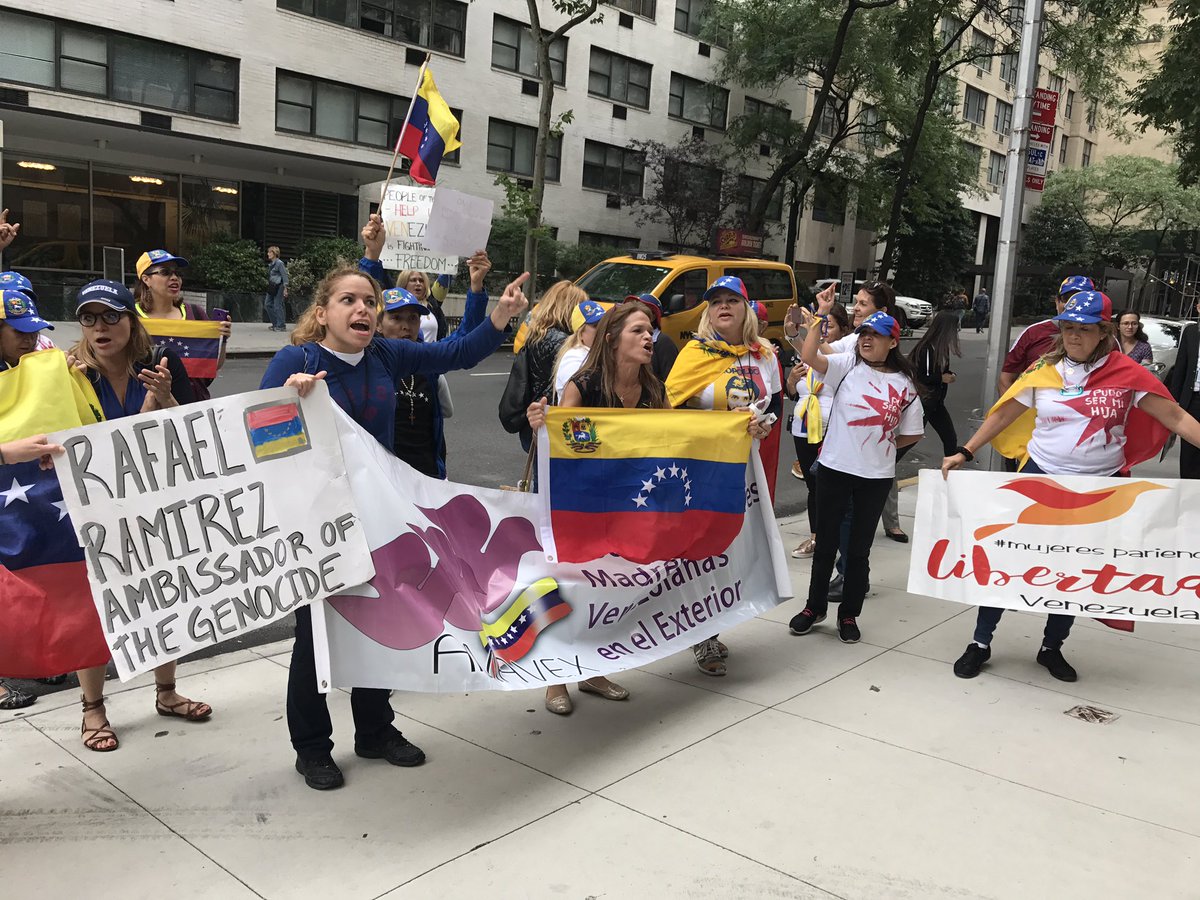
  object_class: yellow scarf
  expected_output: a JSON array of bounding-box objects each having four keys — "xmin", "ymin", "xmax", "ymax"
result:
[
  {"xmin": 803, "ymin": 368, "xmax": 825, "ymax": 443},
  {"xmin": 666, "ymin": 338, "xmax": 771, "ymax": 408}
]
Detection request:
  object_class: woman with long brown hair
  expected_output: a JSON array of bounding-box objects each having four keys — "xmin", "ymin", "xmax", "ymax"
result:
[
  {"xmin": 526, "ymin": 301, "xmax": 662, "ymax": 713},
  {"xmin": 260, "ymin": 265, "xmax": 528, "ymax": 791}
]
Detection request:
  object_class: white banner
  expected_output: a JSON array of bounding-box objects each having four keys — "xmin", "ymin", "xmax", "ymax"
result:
[
  {"xmin": 908, "ymin": 469, "xmax": 1200, "ymax": 623},
  {"xmin": 424, "ymin": 186, "xmax": 494, "ymax": 257},
  {"xmin": 312, "ymin": 408, "xmax": 792, "ymax": 692},
  {"xmin": 379, "ymin": 184, "xmax": 457, "ymax": 273},
  {"xmin": 51, "ymin": 385, "xmax": 375, "ymax": 679}
]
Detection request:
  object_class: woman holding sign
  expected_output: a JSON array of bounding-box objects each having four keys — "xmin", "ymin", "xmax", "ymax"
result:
[
  {"xmin": 70, "ymin": 279, "xmax": 211, "ymax": 752},
  {"xmin": 665, "ymin": 276, "xmax": 781, "ymax": 676},
  {"xmin": 133, "ymin": 249, "xmax": 231, "ymax": 401},
  {"xmin": 261, "ymin": 264, "xmax": 528, "ymax": 791},
  {"xmin": 943, "ymin": 291, "xmax": 1200, "ymax": 682}
]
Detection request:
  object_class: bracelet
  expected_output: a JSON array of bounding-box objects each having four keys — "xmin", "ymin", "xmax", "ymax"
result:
[{"xmin": 955, "ymin": 446, "xmax": 974, "ymax": 462}]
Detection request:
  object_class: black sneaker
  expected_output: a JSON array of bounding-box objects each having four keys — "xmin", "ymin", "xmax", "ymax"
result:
[
  {"xmin": 295, "ymin": 754, "xmax": 344, "ymax": 790},
  {"xmin": 1037, "ymin": 648, "xmax": 1078, "ymax": 682},
  {"xmin": 838, "ymin": 617, "xmax": 861, "ymax": 643},
  {"xmin": 953, "ymin": 643, "xmax": 991, "ymax": 678},
  {"xmin": 355, "ymin": 727, "xmax": 427, "ymax": 767},
  {"xmin": 827, "ymin": 573, "xmax": 844, "ymax": 599},
  {"xmin": 789, "ymin": 608, "xmax": 826, "ymax": 635}
]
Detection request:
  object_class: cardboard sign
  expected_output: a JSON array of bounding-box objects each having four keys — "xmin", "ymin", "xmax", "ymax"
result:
[
  {"xmin": 51, "ymin": 386, "xmax": 375, "ymax": 679},
  {"xmin": 379, "ymin": 184, "xmax": 457, "ymax": 273},
  {"xmin": 424, "ymin": 187, "xmax": 495, "ymax": 257}
]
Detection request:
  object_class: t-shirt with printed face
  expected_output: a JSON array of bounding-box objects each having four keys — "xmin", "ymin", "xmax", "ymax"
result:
[
  {"xmin": 1013, "ymin": 355, "xmax": 1147, "ymax": 475},
  {"xmin": 818, "ymin": 352, "xmax": 924, "ymax": 479},
  {"xmin": 681, "ymin": 351, "xmax": 781, "ymax": 412}
]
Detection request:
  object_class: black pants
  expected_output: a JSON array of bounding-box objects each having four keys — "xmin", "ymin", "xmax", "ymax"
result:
[
  {"xmin": 973, "ymin": 605, "xmax": 1073, "ymax": 650},
  {"xmin": 1182, "ymin": 397, "xmax": 1200, "ymax": 478},
  {"xmin": 287, "ymin": 606, "xmax": 394, "ymax": 759},
  {"xmin": 924, "ymin": 399, "xmax": 958, "ymax": 457},
  {"xmin": 793, "ymin": 436, "xmax": 822, "ymax": 532},
  {"xmin": 807, "ymin": 465, "xmax": 893, "ymax": 618}
]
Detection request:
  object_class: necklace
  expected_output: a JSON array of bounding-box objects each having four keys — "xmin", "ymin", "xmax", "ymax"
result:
[
  {"xmin": 1060, "ymin": 356, "xmax": 1094, "ymax": 396},
  {"xmin": 397, "ymin": 375, "xmax": 426, "ymax": 423}
]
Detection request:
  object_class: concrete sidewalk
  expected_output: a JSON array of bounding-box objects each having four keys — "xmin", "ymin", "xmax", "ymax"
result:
[{"xmin": 4, "ymin": 485, "xmax": 1200, "ymax": 899}]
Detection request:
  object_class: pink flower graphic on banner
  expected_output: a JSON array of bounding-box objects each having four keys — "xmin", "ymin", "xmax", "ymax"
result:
[{"xmin": 329, "ymin": 494, "xmax": 542, "ymax": 650}]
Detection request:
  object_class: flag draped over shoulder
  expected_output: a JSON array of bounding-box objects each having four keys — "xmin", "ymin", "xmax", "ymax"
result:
[
  {"xmin": 143, "ymin": 318, "xmax": 223, "ymax": 380},
  {"xmin": 989, "ymin": 351, "xmax": 1171, "ymax": 470},
  {"xmin": 398, "ymin": 68, "xmax": 462, "ymax": 186},
  {"xmin": 0, "ymin": 351, "xmax": 109, "ymax": 677},
  {"xmin": 537, "ymin": 407, "xmax": 751, "ymax": 564},
  {"xmin": 665, "ymin": 338, "xmax": 770, "ymax": 408}
]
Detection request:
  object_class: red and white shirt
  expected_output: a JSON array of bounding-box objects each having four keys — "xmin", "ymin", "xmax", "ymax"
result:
[{"xmin": 819, "ymin": 353, "xmax": 923, "ymax": 479}]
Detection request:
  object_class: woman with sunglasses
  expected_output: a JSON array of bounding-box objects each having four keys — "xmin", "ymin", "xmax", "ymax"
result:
[
  {"xmin": 261, "ymin": 265, "xmax": 528, "ymax": 791},
  {"xmin": 133, "ymin": 249, "xmax": 231, "ymax": 401},
  {"xmin": 666, "ymin": 276, "xmax": 781, "ymax": 676},
  {"xmin": 68, "ymin": 279, "xmax": 210, "ymax": 751}
]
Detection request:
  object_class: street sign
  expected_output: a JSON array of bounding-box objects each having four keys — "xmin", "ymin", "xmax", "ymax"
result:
[
  {"xmin": 838, "ymin": 270, "xmax": 855, "ymax": 305},
  {"xmin": 1023, "ymin": 88, "xmax": 1058, "ymax": 193}
]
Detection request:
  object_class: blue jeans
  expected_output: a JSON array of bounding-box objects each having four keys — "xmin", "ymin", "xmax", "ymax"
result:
[{"xmin": 265, "ymin": 290, "xmax": 285, "ymax": 329}]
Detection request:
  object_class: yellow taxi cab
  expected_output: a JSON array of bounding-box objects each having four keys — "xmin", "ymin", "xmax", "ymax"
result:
[{"xmin": 513, "ymin": 252, "xmax": 798, "ymax": 352}]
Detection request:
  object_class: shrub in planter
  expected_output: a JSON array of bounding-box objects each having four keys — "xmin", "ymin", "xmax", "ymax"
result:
[
  {"xmin": 190, "ymin": 237, "xmax": 269, "ymax": 293},
  {"xmin": 296, "ymin": 236, "xmax": 364, "ymax": 281}
]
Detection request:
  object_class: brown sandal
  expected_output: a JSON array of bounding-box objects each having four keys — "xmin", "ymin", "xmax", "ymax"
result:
[
  {"xmin": 154, "ymin": 681, "xmax": 212, "ymax": 721},
  {"xmin": 81, "ymin": 695, "xmax": 118, "ymax": 752}
]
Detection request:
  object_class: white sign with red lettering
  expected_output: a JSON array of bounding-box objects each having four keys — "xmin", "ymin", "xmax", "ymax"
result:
[{"xmin": 1024, "ymin": 88, "xmax": 1059, "ymax": 192}]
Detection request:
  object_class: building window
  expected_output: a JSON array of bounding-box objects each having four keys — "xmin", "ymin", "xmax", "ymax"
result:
[
  {"xmin": 972, "ymin": 30, "xmax": 994, "ymax": 73},
  {"xmin": 491, "ymin": 15, "xmax": 566, "ymax": 84},
  {"xmin": 861, "ymin": 104, "xmax": 884, "ymax": 149},
  {"xmin": 487, "ymin": 118, "xmax": 561, "ymax": 181},
  {"xmin": 668, "ymin": 73, "xmax": 728, "ymax": 128},
  {"xmin": 818, "ymin": 103, "xmax": 838, "ymax": 138},
  {"xmin": 736, "ymin": 176, "xmax": 782, "ymax": 222},
  {"xmin": 743, "ymin": 96, "xmax": 790, "ymax": 145},
  {"xmin": 962, "ymin": 141, "xmax": 983, "ymax": 177},
  {"xmin": 1086, "ymin": 102, "xmax": 1097, "ymax": 132},
  {"xmin": 939, "ymin": 16, "xmax": 963, "ymax": 51},
  {"xmin": 276, "ymin": 0, "xmax": 468, "ymax": 57},
  {"xmin": 999, "ymin": 53, "xmax": 1017, "ymax": 87},
  {"xmin": 993, "ymin": 99, "xmax": 1012, "ymax": 135},
  {"xmin": 963, "ymin": 86, "xmax": 988, "ymax": 126},
  {"xmin": 810, "ymin": 178, "xmax": 846, "ymax": 225},
  {"xmin": 1065, "ymin": 89, "xmax": 1075, "ymax": 119},
  {"xmin": 987, "ymin": 151, "xmax": 1006, "ymax": 187},
  {"xmin": 582, "ymin": 140, "xmax": 644, "ymax": 196},
  {"xmin": 1048, "ymin": 74, "xmax": 1065, "ymax": 95},
  {"xmin": 276, "ymin": 71, "xmax": 427, "ymax": 152},
  {"xmin": 588, "ymin": 48, "xmax": 651, "ymax": 109},
  {"xmin": 1060, "ymin": 134, "xmax": 1069, "ymax": 165},
  {"xmin": 0, "ymin": 10, "xmax": 238, "ymax": 122},
  {"xmin": 603, "ymin": 0, "xmax": 656, "ymax": 19},
  {"xmin": 1082, "ymin": 140, "xmax": 1093, "ymax": 167},
  {"xmin": 578, "ymin": 230, "xmax": 636, "ymax": 247},
  {"xmin": 675, "ymin": 0, "xmax": 711, "ymax": 38}
]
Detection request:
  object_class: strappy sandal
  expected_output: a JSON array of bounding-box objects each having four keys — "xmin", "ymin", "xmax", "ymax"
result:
[
  {"xmin": 154, "ymin": 681, "xmax": 213, "ymax": 721},
  {"xmin": 0, "ymin": 680, "xmax": 36, "ymax": 710},
  {"xmin": 81, "ymin": 695, "xmax": 119, "ymax": 752}
]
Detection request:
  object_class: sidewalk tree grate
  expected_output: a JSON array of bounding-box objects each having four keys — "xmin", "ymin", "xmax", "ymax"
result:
[{"xmin": 1064, "ymin": 705, "xmax": 1119, "ymax": 725}]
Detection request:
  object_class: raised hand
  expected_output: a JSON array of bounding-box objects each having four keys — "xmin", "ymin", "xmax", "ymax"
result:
[
  {"xmin": 526, "ymin": 396, "xmax": 548, "ymax": 432},
  {"xmin": 0, "ymin": 209, "xmax": 20, "ymax": 253},
  {"xmin": 138, "ymin": 357, "xmax": 176, "ymax": 410},
  {"xmin": 467, "ymin": 250, "xmax": 492, "ymax": 292},
  {"xmin": 815, "ymin": 283, "xmax": 837, "ymax": 316},
  {"xmin": 284, "ymin": 370, "xmax": 327, "ymax": 398},
  {"xmin": 361, "ymin": 213, "xmax": 385, "ymax": 261},
  {"xmin": 491, "ymin": 272, "xmax": 530, "ymax": 329}
]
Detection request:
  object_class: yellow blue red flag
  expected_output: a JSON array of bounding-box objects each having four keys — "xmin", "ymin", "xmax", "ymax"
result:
[
  {"xmin": 142, "ymin": 318, "xmax": 223, "ymax": 380},
  {"xmin": 398, "ymin": 68, "xmax": 461, "ymax": 186},
  {"xmin": 537, "ymin": 407, "xmax": 751, "ymax": 564}
]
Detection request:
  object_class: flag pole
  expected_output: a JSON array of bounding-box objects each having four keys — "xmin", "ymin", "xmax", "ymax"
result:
[{"xmin": 378, "ymin": 53, "xmax": 432, "ymax": 207}]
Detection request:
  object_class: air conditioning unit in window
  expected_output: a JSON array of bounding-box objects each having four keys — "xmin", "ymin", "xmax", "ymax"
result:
[{"xmin": 1004, "ymin": 83, "xmax": 1013, "ymax": 93}]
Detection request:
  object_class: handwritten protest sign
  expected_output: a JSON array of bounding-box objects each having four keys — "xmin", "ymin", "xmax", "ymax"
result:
[
  {"xmin": 51, "ymin": 385, "xmax": 375, "ymax": 680},
  {"xmin": 909, "ymin": 470, "xmax": 1200, "ymax": 623},
  {"xmin": 379, "ymin": 184, "xmax": 456, "ymax": 273},
  {"xmin": 424, "ymin": 187, "xmax": 494, "ymax": 257}
]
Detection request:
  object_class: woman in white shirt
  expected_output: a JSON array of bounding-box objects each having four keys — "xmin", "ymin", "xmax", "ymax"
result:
[
  {"xmin": 790, "ymin": 284, "xmax": 924, "ymax": 644},
  {"xmin": 552, "ymin": 300, "xmax": 608, "ymax": 399}
]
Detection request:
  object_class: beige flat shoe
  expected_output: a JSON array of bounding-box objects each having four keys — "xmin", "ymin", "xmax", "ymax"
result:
[
  {"xmin": 792, "ymin": 537, "xmax": 817, "ymax": 559},
  {"xmin": 578, "ymin": 678, "xmax": 630, "ymax": 701},
  {"xmin": 545, "ymin": 691, "xmax": 573, "ymax": 715}
]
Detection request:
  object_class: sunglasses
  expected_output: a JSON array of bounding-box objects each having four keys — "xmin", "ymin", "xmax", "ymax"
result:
[
  {"xmin": 147, "ymin": 267, "xmax": 181, "ymax": 278},
  {"xmin": 77, "ymin": 310, "xmax": 126, "ymax": 327}
]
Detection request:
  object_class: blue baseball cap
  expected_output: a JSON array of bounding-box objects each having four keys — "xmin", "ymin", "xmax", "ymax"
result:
[
  {"xmin": 0, "ymin": 271, "xmax": 36, "ymax": 302},
  {"xmin": 1058, "ymin": 275, "xmax": 1095, "ymax": 296},
  {"xmin": 76, "ymin": 279, "xmax": 135, "ymax": 314},
  {"xmin": 578, "ymin": 300, "xmax": 607, "ymax": 325},
  {"xmin": 703, "ymin": 276, "xmax": 749, "ymax": 302},
  {"xmin": 382, "ymin": 287, "xmax": 430, "ymax": 314},
  {"xmin": 625, "ymin": 292, "xmax": 662, "ymax": 311},
  {"xmin": 136, "ymin": 249, "xmax": 189, "ymax": 278},
  {"xmin": 856, "ymin": 311, "xmax": 901, "ymax": 339},
  {"xmin": 1053, "ymin": 290, "xmax": 1112, "ymax": 325},
  {"xmin": 0, "ymin": 291, "xmax": 53, "ymax": 333}
]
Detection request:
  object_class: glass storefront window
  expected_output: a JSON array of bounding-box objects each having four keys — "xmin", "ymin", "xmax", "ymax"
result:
[
  {"xmin": 1, "ymin": 155, "xmax": 91, "ymax": 271},
  {"xmin": 91, "ymin": 167, "xmax": 179, "ymax": 271},
  {"xmin": 181, "ymin": 177, "xmax": 240, "ymax": 256}
]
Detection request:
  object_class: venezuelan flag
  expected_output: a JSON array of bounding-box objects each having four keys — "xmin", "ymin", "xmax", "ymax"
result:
[
  {"xmin": 397, "ymin": 68, "xmax": 462, "ymax": 186},
  {"xmin": 245, "ymin": 401, "xmax": 309, "ymax": 460},
  {"xmin": 479, "ymin": 578, "xmax": 571, "ymax": 672},
  {"xmin": 539, "ymin": 407, "xmax": 751, "ymax": 564},
  {"xmin": 0, "ymin": 350, "xmax": 110, "ymax": 677},
  {"xmin": 143, "ymin": 318, "xmax": 223, "ymax": 380}
]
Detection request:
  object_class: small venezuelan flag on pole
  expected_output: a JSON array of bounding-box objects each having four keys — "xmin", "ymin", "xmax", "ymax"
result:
[{"xmin": 396, "ymin": 66, "xmax": 461, "ymax": 186}]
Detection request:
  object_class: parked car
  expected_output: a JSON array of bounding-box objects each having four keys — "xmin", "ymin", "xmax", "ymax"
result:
[
  {"xmin": 1139, "ymin": 315, "xmax": 1187, "ymax": 382},
  {"xmin": 812, "ymin": 279, "xmax": 931, "ymax": 328}
]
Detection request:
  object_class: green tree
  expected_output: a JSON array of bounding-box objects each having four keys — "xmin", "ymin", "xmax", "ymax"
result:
[
  {"xmin": 189, "ymin": 237, "xmax": 267, "ymax": 293},
  {"xmin": 295, "ymin": 236, "xmax": 364, "ymax": 281},
  {"xmin": 1132, "ymin": 0, "xmax": 1200, "ymax": 182}
]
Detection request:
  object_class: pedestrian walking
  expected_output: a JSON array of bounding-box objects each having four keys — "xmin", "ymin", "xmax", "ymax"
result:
[
  {"xmin": 266, "ymin": 246, "xmax": 289, "ymax": 332},
  {"xmin": 945, "ymin": 291, "xmax": 1200, "ymax": 682},
  {"xmin": 973, "ymin": 287, "xmax": 991, "ymax": 333},
  {"xmin": 666, "ymin": 275, "xmax": 780, "ymax": 676},
  {"xmin": 789, "ymin": 285, "xmax": 923, "ymax": 644},
  {"xmin": 260, "ymin": 264, "xmax": 527, "ymax": 791}
]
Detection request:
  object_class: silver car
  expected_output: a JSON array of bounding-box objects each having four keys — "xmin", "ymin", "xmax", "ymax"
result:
[{"xmin": 1139, "ymin": 316, "xmax": 1188, "ymax": 381}]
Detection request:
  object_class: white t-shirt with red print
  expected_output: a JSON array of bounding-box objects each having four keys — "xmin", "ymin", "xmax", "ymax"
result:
[
  {"xmin": 818, "ymin": 352, "xmax": 924, "ymax": 479},
  {"xmin": 1013, "ymin": 355, "xmax": 1148, "ymax": 475},
  {"xmin": 682, "ymin": 350, "xmax": 782, "ymax": 412}
]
